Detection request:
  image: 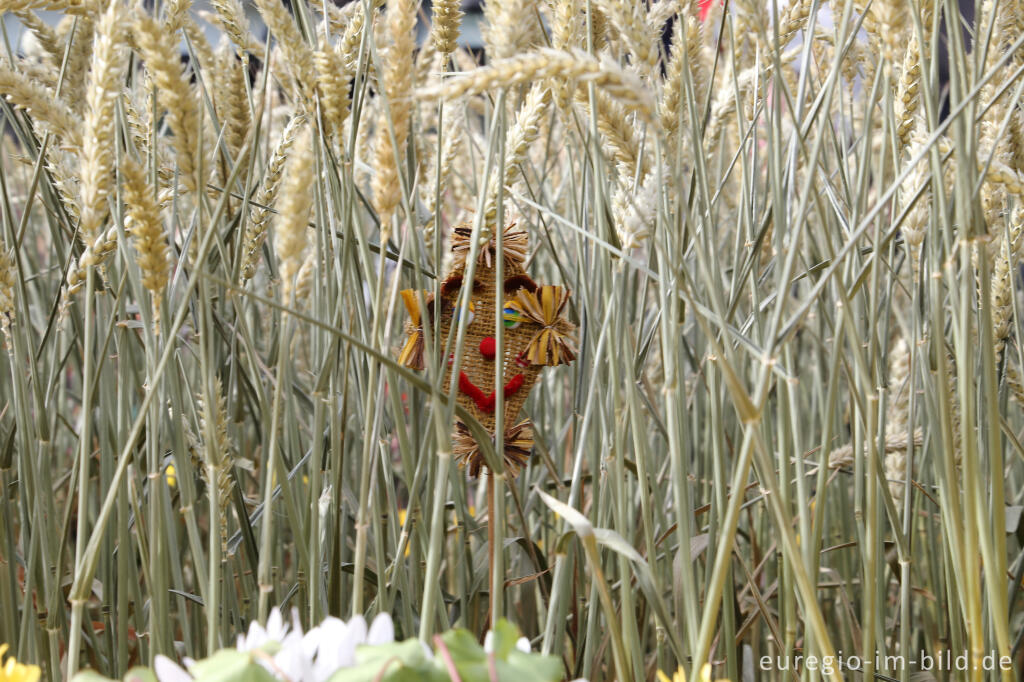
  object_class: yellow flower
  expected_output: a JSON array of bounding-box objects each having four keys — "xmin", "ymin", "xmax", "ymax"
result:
[
  {"xmin": 398, "ymin": 508, "xmax": 410, "ymax": 557},
  {"xmin": 656, "ymin": 664, "xmax": 729, "ymax": 682},
  {"xmin": 0, "ymin": 644, "xmax": 41, "ymax": 682}
]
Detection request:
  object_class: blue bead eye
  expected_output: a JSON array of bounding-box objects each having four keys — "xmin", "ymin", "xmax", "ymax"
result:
[
  {"xmin": 502, "ymin": 302, "xmax": 523, "ymax": 329},
  {"xmin": 453, "ymin": 300, "xmax": 476, "ymax": 326}
]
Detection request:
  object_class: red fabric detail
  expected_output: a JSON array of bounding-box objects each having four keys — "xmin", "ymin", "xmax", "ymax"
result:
[
  {"xmin": 479, "ymin": 336, "xmax": 497, "ymax": 360},
  {"xmin": 458, "ymin": 371, "xmax": 527, "ymax": 414}
]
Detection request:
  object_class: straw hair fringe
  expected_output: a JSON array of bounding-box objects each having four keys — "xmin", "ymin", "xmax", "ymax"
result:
[
  {"xmin": 418, "ymin": 47, "xmax": 654, "ymax": 121},
  {"xmin": 0, "ymin": 62, "xmax": 83, "ymax": 148},
  {"xmin": 78, "ymin": 0, "xmax": 127, "ymax": 245}
]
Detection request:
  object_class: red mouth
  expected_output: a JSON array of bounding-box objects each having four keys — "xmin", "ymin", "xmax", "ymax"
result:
[{"xmin": 458, "ymin": 371, "xmax": 525, "ymax": 413}]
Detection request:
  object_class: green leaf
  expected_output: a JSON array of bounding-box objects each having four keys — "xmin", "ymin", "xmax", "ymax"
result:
[
  {"xmin": 437, "ymin": 628, "xmax": 489, "ymax": 682},
  {"xmin": 329, "ymin": 640, "xmax": 445, "ymax": 682},
  {"xmin": 500, "ymin": 651, "xmax": 563, "ymax": 681},
  {"xmin": 122, "ymin": 669, "xmax": 158, "ymax": 682},
  {"xmin": 486, "ymin": 619, "xmax": 520, "ymax": 660},
  {"xmin": 70, "ymin": 672, "xmax": 116, "ymax": 682},
  {"xmin": 187, "ymin": 650, "xmax": 277, "ymax": 682}
]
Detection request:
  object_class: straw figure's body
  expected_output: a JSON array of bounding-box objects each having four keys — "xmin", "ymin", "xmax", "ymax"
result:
[{"xmin": 399, "ymin": 223, "xmax": 576, "ymax": 477}]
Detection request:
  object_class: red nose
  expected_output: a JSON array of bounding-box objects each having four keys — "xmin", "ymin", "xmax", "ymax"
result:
[{"xmin": 479, "ymin": 336, "xmax": 496, "ymax": 360}]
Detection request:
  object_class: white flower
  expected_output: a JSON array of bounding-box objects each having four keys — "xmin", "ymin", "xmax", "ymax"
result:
[
  {"xmin": 237, "ymin": 607, "xmax": 314, "ymax": 681},
  {"xmin": 154, "ymin": 655, "xmax": 192, "ymax": 682},
  {"xmin": 366, "ymin": 613, "xmax": 394, "ymax": 645},
  {"xmin": 483, "ymin": 630, "xmax": 531, "ymax": 655},
  {"xmin": 308, "ymin": 613, "xmax": 395, "ymax": 682},
  {"xmin": 237, "ymin": 607, "xmax": 294, "ymax": 651}
]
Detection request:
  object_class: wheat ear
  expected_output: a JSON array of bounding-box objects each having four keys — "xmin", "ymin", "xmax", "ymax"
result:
[
  {"xmin": 274, "ymin": 127, "xmax": 313, "ymax": 305},
  {"xmin": 418, "ymin": 48, "xmax": 654, "ymax": 121},
  {"xmin": 121, "ymin": 156, "xmax": 170, "ymax": 334},
  {"xmin": 241, "ymin": 112, "xmax": 305, "ymax": 281},
  {"xmin": 79, "ymin": 0, "xmax": 127, "ymax": 245},
  {"xmin": 0, "ymin": 62, "xmax": 83, "ymax": 148},
  {"xmin": 371, "ymin": 0, "xmax": 418, "ymax": 232},
  {"xmin": 134, "ymin": 13, "xmax": 206, "ymax": 195}
]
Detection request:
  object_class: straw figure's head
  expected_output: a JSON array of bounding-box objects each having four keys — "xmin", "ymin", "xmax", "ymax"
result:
[{"xmin": 398, "ymin": 223, "xmax": 576, "ymax": 477}]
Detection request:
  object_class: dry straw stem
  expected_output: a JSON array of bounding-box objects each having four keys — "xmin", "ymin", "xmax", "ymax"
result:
[
  {"xmin": 242, "ymin": 112, "xmax": 306, "ymax": 280},
  {"xmin": 431, "ymin": 0, "xmax": 463, "ymax": 58},
  {"xmin": 121, "ymin": 156, "xmax": 169, "ymax": 331},
  {"xmin": 253, "ymin": 0, "xmax": 314, "ymax": 100},
  {"xmin": 134, "ymin": 14, "xmax": 206, "ymax": 194},
  {"xmin": 418, "ymin": 48, "xmax": 655, "ymax": 121},
  {"xmin": 0, "ymin": 62, "xmax": 83, "ymax": 148},
  {"xmin": 79, "ymin": 0, "xmax": 127, "ymax": 245},
  {"xmin": 371, "ymin": 0, "xmax": 418, "ymax": 231},
  {"xmin": 274, "ymin": 127, "xmax": 313, "ymax": 304}
]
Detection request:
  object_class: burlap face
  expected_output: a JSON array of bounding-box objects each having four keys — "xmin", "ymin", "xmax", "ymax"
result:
[
  {"xmin": 436, "ymin": 260, "xmax": 543, "ymax": 435},
  {"xmin": 398, "ymin": 223, "xmax": 576, "ymax": 477}
]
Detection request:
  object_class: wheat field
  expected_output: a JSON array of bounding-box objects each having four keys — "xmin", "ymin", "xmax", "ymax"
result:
[{"xmin": 1, "ymin": 0, "xmax": 1023, "ymax": 680}]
